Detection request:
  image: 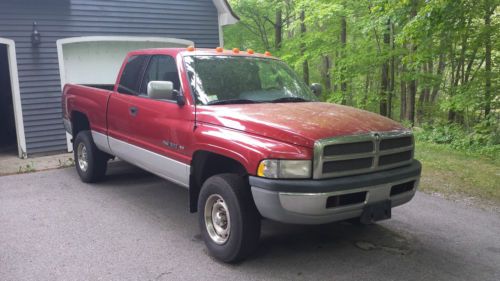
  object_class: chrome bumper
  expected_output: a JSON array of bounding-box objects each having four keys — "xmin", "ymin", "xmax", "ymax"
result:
[{"xmin": 249, "ymin": 160, "xmax": 421, "ymax": 225}]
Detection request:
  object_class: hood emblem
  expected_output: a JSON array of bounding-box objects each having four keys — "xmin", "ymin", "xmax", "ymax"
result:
[{"xmin": 373, "ymin": 133, "xmax": 381, "ymax": 141}]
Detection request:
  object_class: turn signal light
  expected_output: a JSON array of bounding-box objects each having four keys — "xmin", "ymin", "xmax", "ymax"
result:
[
  {"xmin": 247, "ymin": 49, "xmax": 255, "ymax": 54},
  {"xmin": 215, "ymin": 47, "xmax": 224, "ymax": 52},
  {"xmin": 187, "ymin": 46, "xmax": 195, "ymax": 52},
  {"xmin": 233, "ymin": 48, "xmax": 240, "ymax": 53}
]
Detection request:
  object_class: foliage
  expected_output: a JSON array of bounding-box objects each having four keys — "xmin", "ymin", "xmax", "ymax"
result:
[
  {"xmin": 414, "ymin": 119, "xmax": 500, "ymax": 161},
  {"xmin": 224, "ymin": 0, "xmax": 499, "ymax": 152}
]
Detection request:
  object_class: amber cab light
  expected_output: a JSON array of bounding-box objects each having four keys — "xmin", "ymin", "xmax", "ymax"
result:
[
  {"xmin": 265, "ymin": 51, "xmax": 272, "ymax": 56},
  {"xmin": 233, "ymin": 48, "xmax": 240, "ymax": 54},
  {"xmin": 215, "ymin": 47, "xmax": 224, "ymax": 52},
  {"xmin": 247, "ymin": 49, "xmax": 255, "ymax": 54},
  {"xmin": 187, "ymin": 46, "xmax": 195, "ymax": 52}
]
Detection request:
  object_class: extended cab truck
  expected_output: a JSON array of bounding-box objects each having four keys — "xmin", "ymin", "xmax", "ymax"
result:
[{"xmin": 62, "ymin": 47, "xmax": 421, "ymax": 262}]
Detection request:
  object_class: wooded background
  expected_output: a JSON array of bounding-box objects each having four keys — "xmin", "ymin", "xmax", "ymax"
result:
[{"xmin": 224, "ymin": 0, "xmax": 499, "ymax": 145}]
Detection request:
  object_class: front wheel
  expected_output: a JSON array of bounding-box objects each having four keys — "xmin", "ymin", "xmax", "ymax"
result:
[
  {"xmin": 74, "ymin": 130, "xmax": 108, "ymax": 183},
  {"xmin": 198, "ymin": 174, "xmax": 261, "ymax": 263}
]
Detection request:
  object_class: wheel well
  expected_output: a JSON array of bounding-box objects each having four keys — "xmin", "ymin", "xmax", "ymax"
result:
[
  {"xmin": 189, "ymin": 151, "xmax": 247, "ymax": 213},
  {"xmin": 71, "ymin": 111, "xmax": 90, "ymax": 139}
]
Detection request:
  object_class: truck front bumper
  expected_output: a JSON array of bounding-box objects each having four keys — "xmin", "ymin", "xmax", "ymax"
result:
[{"xmin": 249, "ymin": 160, "xmax": 421, "ymax": 225}]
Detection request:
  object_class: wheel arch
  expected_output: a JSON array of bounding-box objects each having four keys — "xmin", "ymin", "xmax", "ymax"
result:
[
  {"xmin": 71, "ymin": 111, "xmax": 90, "ymax": 139},
  {"xmin": 189, "ymin": 150, "xmax": 248, "ymax": 213}
]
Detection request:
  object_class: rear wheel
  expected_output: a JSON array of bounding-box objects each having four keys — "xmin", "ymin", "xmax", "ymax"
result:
[
  {"xmin": 198, "ymin": 174, "xmax": 261, "ymax": 263},
  {"xmin": 74, "ymin": 130, "xmax": 108, "ymax": 183}
]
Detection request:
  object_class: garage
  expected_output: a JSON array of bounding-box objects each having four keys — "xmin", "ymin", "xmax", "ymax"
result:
[
  {"xmin": 0, "ymin": 0, "xmax": 238, "ymax": 158},
  {"xmin": 0, "ymin": 38, "xmax": 25, "ymax": 158},
  {"xmin": 56, "ymin": 36, "xmax": 194, "ymax": 151}
]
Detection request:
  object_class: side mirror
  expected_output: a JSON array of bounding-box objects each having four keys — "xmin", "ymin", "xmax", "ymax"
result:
[
  {"xmin": 147, "ymin": 81, "xmax": 173, "ymax": 100},
  {"xmin": 173, "ymin": 89, "xmax": 185, "ymax": 107},
  {"xmin": 310, "ymin": 83, "xmax": 322, "ymax": 97}
]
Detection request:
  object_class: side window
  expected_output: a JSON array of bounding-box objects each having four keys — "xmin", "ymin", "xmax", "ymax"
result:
[
  {"xmin": 140, "ymin": 55, "xmax": 180, "ymax": 99},
  {"xmin": 117, "ymin": 55, "xmax": 148, "ymax": 95}
]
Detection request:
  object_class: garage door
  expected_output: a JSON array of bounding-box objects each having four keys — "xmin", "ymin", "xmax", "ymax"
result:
[{"xmin": 56, "ymin": 36, "xmax": 194, "ymax": 151}]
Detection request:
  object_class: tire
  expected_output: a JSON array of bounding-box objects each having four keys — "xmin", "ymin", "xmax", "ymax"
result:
[
  {"xmin": 198, "ymin": 173, "xmax": 261, "ymax": 263},
  {"xmin": 73, "ymin": 130, "xmax": 108, "ymax": 183}
]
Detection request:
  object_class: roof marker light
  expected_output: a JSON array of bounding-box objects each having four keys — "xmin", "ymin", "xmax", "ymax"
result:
[
  {"xmin": 187, "ymin": 46, "xmax": 195, "ymax": 52},
  {"xmin": 233, "ymin": 48, "xmax": 240, "ymax": 54},
  {"xmin": 247, "ymin": 49, "xmax": 255, "ymax": 54},
  {"xmin": 216, "ymin": 47, "xmax": 224, "ymax": 52},
  {"xmin": 265, "ymin": 51, "xmax": 272, "ymax": 56}
]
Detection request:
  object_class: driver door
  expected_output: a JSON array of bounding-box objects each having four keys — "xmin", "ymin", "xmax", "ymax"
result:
[{"xmin": 126, "ymin": 54, "xmax": 192, "ymax": 186}]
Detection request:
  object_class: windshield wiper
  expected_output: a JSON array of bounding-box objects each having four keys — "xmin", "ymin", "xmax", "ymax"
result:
[
  {"xmin": 207, "ymin": 99, "xmax": 259, "ymax": 105},
  {"xmin": 270, "ymin": 97, "xmax": 310, "ymax": 103}
]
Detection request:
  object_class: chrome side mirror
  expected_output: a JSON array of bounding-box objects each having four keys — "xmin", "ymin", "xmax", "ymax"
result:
[
  {"xmin": 310, "ymin": 83, "xmax": 322, "ymax": 97},
  {"xmin": 147, "ymin": 81, "xmax": 173, "ymax": 100}
]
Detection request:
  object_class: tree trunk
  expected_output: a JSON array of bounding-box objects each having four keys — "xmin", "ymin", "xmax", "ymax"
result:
[
  {"xmin": 364, "ymin": 73, "xmax": 370, "ymax": 109},
  {"xmin": 389, "ymin": 22, "xmax": 395, "ymax": 118},
  {"xmin": 406, "ymin": 0, "xmax": 418, "ymax": 126},
  {"xmin": 340, "ymin": 15, "xmax": 347, "ymax": 104},
  {"xmin": 380, "ymin": 19, "xmax": 390, "ymax": 117},
  {"xmin": 431, "ymin": 46, "xmax": 445, "ymax": 103},
  {"xmin": 400, "ymin": 63, "xmax": 407, "ymax": 121},
  {"xmin": 275, "ymin": 9, "xmax": 282, "ymax": 50},
  {"xmin": 484, "ymin": 1, "xmax": 492, "ymax": 117},
  {"xmin": 321, "ymin": 55, "xmax": 332, "ymax": 93},
  {"xmin": 300, "ymin": 10, "xmax": 309, "ymax": 85}
]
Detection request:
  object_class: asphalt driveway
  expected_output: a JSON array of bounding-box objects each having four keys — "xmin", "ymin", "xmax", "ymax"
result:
[{"xmin": 1, "ymin": 162, "xmax": 499, "ymax": 281}]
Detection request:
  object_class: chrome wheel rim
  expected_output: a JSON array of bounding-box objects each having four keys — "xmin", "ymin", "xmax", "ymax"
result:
[
  {"xmin": 204, "ymin": 194, "xmax": 230, "ymax": 245},
  {"xmin": 77, "ymin": 143, "xmax": 88, "ymax": 172}
]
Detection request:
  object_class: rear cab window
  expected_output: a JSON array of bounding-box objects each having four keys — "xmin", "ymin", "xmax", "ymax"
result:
[{"xmin": 117, "ymin": 55, "xmax": 148, "ymax": 95}]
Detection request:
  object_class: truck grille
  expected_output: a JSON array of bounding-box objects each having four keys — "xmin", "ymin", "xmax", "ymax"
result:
[{"xmin": 313, "ymin": 131, "xmax": 414, "ymax": 179}]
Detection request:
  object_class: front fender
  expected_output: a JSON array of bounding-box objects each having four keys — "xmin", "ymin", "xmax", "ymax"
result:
[{"xmin": 192, "ymin": 123, "xmax": 312, "ymax": 175}]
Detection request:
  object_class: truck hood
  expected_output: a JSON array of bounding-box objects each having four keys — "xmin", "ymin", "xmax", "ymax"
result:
[{"xmin": 196, "ymin": 102, "xmax": 406, "ymax": 148}]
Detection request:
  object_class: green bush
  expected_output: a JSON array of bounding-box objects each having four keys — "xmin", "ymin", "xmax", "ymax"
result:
[{"xmin": 414, "ymin": 119, "xmax": 500, "ymax": 161}]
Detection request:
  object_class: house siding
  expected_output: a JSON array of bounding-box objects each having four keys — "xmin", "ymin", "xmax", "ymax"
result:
[{"xmin": 0, "ymin": 0, "xmax": 219, "ymax": 155}]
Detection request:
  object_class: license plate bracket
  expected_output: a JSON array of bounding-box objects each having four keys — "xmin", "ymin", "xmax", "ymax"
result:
[{"xmin": 360, "ymin": 200, "xmax": 391, "ymax": 224}]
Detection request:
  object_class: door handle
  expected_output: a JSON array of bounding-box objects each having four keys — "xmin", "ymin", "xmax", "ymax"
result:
[{"xmin": 129, "ymin": 106, "xmax": 138, "ymax": 116}]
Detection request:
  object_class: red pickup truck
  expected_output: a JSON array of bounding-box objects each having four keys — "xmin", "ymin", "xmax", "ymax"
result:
[{"xmin": 62, "ymin": 47, "xmax": 421, "ymax": 262}]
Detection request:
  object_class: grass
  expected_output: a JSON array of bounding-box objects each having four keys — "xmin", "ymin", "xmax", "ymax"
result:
[{"xmin": 415, "ymin": 141, "xmax": 500, "ymax": 205}]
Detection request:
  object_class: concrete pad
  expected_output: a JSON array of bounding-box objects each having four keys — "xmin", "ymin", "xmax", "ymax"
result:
[{"xmin": 0, "ymin": 152, "xmax": 74, "ymax": 176}]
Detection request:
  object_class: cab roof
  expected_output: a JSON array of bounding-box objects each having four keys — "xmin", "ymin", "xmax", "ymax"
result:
[{"xmin": 126, "ymin": 48, "xmax": 278, "ymax": 60}]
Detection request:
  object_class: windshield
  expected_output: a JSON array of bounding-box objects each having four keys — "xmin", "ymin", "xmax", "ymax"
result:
[{"xmin": 184, "ymin": 56, "xmax": 318, "ymax": 105}]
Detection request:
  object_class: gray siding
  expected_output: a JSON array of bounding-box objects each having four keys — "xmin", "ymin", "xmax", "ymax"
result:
[{"xmin": 0, "ymin": 0, "xmax": 219, "ymax": 155}]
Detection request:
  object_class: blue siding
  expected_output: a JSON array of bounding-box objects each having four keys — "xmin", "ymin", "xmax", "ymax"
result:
[{"xmin": 0, "ymin": 0, "xmax": 220, "ymax": 155}]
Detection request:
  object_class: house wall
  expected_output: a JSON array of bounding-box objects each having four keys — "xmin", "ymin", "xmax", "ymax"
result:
[{"xmin": 0, "ymin": 0, "xmax": 219, "ymax": 155}]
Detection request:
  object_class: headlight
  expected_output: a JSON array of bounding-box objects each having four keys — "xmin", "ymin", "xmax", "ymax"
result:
[{"xmin": 257, "ymin": 160, "xmax": 312, "ymax": 179}]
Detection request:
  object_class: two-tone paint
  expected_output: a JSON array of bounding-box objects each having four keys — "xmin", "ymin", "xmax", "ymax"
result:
[{"xmin": 62, "ymin": 48, "xmax": 420, "ymax": 224}]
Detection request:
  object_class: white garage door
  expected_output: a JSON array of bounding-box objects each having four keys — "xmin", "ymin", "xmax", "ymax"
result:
[
  {"xmin": 56, "ymin": 36, "xmax": 194, "ymax": 152},
  {"xmin": 57, "ymin": 36, "xmax": 194, "ymax": 87}
]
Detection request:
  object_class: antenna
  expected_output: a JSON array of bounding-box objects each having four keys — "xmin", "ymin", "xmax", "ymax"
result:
[{"xmin": 193, "ymin": 56, "xmax": 198, "ymax": 130}]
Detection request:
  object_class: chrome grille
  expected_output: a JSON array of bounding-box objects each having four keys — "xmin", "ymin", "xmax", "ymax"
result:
[{"xmin": 313, "ymin": 131, "xmax": 414, "ymax": 179}]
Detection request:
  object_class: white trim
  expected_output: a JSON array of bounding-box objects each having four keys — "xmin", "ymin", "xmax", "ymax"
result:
[
  {"xmin": 0, "ymin": 38, "xmax": 27, "ymax": 158},
  {"xmin": 218, "ymin": 15, "xmax": 225, "ymax": 47},
  {"xmin": 212, "ymin": 0, "xmax": 239, "ymax": 47},
  {"xmin": 56, "ymin": 36, "xmax": 195, "ymax": 152},
  {"xmin": 212, "ymin": 0, "xmax": 238, "ymax": 25}
]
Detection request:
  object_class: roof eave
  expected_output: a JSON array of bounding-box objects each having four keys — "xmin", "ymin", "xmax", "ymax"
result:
[{"xmin": 213, "ymin": 0, "xmax": 239, "ymax": 26}]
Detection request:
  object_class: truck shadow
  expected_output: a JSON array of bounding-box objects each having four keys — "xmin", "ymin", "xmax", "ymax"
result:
[{"xmin": 99, "ymin": 161, "xmax": 416, "ymax": 262}]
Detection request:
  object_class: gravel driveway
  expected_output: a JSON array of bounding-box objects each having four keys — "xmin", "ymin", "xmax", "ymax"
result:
[{"xmin": 1, "ymin": 162, "xmax": 499, "ymax": 281}]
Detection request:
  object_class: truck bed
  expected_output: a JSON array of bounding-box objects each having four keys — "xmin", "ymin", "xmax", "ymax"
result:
[{"xmin": 63, "ymin": 83, "xmax": 112, "ymax": 135}]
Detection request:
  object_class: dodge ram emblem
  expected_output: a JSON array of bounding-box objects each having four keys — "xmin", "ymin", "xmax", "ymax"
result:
[{"xmin": 374, "ymin": 133, "xmax": 381, "ymax": 141}]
